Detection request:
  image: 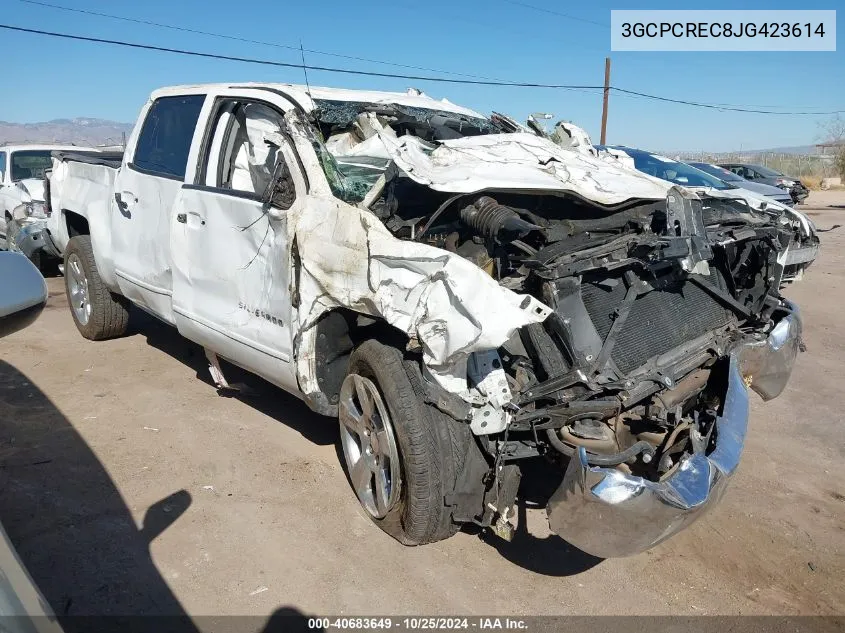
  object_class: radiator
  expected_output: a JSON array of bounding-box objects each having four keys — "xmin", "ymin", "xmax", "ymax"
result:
[{"xmin": 580, "ymin": 268, "xmax": 734, "ymax": 375}]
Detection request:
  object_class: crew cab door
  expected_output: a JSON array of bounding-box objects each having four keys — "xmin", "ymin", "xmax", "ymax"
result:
[
  {"xmin": 110, "ymin": 94, "xmax": 206, "ymax": 322},
  {"xmin": 170, "ymin": 91, "xmax": 304, "ymax": 393}
]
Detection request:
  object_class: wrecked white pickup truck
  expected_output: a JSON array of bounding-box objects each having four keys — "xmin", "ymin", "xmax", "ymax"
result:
[{"xmin": 47, "ymin": 83, "xmax": 803, "ymax": 557}]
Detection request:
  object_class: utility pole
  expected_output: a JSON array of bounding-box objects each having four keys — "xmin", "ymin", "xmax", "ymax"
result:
[{"xmin": 600, "ymin": 57, "xmax": 611, "ymax": 145}]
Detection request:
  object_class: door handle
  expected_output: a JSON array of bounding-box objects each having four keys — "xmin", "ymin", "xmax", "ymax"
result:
[
  {"xmin": 188, "ymin": 211, "xmax": 206, "ymax": 226},
  {"xmin": 115, "ymin": 192, "xmax": 134, "ymax": 218},
  {"xmin": 176, "ymin": 213, "xmax": 187, "ymax": 224}
]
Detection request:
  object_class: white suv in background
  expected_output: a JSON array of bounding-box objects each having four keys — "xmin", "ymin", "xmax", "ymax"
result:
[{"xmin": 0, "ymin": 144, "xmax": 98, "ymax": 267}]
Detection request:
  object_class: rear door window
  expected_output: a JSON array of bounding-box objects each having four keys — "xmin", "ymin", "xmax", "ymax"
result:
[
  {"xmin": 132, "ymin": 95, "xmax": 205, "ymax": 179},
  {"xmin": 0, "ymin": 152, "xmax": 6, "ymax": 181}
]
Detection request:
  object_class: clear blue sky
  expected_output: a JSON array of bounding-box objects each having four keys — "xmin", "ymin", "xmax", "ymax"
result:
[{"xmin": 2, "ymin": 0, "xmax": 842, "ymax": 151}]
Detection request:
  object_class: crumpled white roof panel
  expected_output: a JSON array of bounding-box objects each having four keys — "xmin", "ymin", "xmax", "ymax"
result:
[{"xmin": 383, "ymin": 132, "xmax": 672, "ymax": 205}]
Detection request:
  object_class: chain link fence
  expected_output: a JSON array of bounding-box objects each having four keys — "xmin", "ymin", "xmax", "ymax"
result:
[{"xmin": 673, "ymin": 151, "xmax": 838, "ymax": 180}]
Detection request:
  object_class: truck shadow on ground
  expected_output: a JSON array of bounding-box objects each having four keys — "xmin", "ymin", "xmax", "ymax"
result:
[
  {"xmin": 474, "ymin": 457, "xmax": 604, "ymax": 577},
  {"xmin": 0, "ymin": 359, "xmax": 197, "ymax": 629},
  {"xmin": 0, "ymin": 359, "xmax": 320, "ymax": 632},
  {"xmin": 129, "ymin": 308, "xmax": 337, "ymax": 447}
]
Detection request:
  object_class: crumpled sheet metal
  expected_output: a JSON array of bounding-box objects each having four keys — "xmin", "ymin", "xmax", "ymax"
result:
[
  {"xmin": 382, "ymin": 133, "xmax": 670, "ymax": 205},
  {"xmin": 289, "ymin": 195, "xmax": 552, "ymax": 395},
  {"xmin": 737, "ymin": 300, "xmax": 803, "ymax": 401},
  {"xmin": 550, "ymin": 122, "xmax": 597, "ymax": 157}
]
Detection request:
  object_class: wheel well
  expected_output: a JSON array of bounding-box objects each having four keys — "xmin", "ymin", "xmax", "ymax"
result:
[
  {"xmin": 64, "ymin": 211, "xmax": 90, "ymax": 237},
  {"xmin": 313, "ymin": 309, "xmax": 409, "ymax": 406}
]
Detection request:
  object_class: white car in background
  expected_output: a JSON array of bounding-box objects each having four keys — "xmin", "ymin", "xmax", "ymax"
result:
[{"xmin": 0, "ymin": 144, "xmax": 99, "ymax": 269}]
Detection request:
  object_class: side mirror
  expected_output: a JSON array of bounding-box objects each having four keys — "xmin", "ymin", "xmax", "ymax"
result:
[
  {"xmin": 0, "ymin": 251, "xmax": 47, "ymax": 338},
  {"xmin": 262, "ymin": 151, "xmax": 296, "ymax": 211}
]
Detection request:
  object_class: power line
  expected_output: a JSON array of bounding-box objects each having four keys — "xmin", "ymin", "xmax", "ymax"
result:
[
  {"xmin": 503, "ymin": 1, "xmax": 840, "ymax": 112},
  {"xmin": 13, "ymin": 0, "xmax": 608, "ymax": 99},
  {"xmin": 0, "ymin": 23, "xmax": 606, "ymax": 89},
  {"xmin": 611, "ymin": 87, "xmax": 844, "ymax": 115},
  {"xmin": 16, "ymin": 0, "xmax": 501, "ymax": 81},
  {"xmin": 2, "ymin": 21, "xmax": 843, "ymax": 117},
  {"xmin": 21, "ymin": 0, "xmax": 831, "ymax": 114},
  {"xmin": 502, "ymin": 0, "xmax": 609, "ymax": 28}
]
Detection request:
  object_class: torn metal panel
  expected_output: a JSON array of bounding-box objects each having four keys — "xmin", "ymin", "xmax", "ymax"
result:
[
  {"xmin": 286, "ymin": 188, "xmax": 552, "ymax": 397},
  {"xmin": 381, "ymin": 132, "xmax": 670, "ymax": 205},
  {"xmin": 467, "ymin": 350, "xmax": 513, "ymax": 434},
  {"xmin": 549, "ymin": 121, "xmax": 597, "ymax": 157}
]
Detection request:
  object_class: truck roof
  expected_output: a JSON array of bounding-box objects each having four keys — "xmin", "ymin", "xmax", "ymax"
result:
[{"xmin": 150, "ymin": 83, "xmax": 487, "ymax": 119}]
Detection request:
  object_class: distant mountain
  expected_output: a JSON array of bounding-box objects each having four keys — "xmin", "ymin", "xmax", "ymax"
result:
[
  {"xmin": 736, "ymin": 145, "xmax": 819, "ymax": 155},
  {"xmin": 0, "ymin": 118, "xmax": 133, "ymax": 147}
]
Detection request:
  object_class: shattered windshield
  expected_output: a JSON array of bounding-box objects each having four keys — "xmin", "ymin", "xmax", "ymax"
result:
[
  {"xmin": 311, "ymin": 139, "xmax": 386, "ymax": 203},
  {"xmin": 312, "ymin": 100, "xmax": 497, "ymax": 137},
  {"xmin": 309, "ymin": 99, "xmax": 497, "ymax": 204}
]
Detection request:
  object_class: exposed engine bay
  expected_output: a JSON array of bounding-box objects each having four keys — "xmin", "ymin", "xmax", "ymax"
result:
[
  {"xmin": 298, "ymin": 97, "xmax": 803, "ymax": 549},
  {"xmin": 377, "ymin": 185, "xmax": 789, "ymax": 477}
]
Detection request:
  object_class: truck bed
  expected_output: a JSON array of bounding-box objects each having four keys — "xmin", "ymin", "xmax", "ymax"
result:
[
  {"xmin": 51, "ymin": 150, "xmax": 124, "ymax": 170},
  {"xmin": 45, "ymin": 151, "xmax": 122, "ymax": 256}
]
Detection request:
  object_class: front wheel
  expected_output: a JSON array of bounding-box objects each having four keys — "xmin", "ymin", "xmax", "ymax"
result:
[
  {"xmin": 338, "ymin": 339, "xmax": 472, "ymax": 545},
  {"xmin": 64, "ymin": 235, "xmax": 130, "ymax": 340}
]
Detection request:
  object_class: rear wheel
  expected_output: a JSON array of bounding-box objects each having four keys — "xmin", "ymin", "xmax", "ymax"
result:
[
  {"xmin": 339, "ymin": 339, "xmax": 472, "ymax": 545},
  {"xmin": 0, "ymin": 212, "xmax": 11, "ymax": 250},
  {"xmin": 64, "ymin": 235, "xmax": 130, "ymax": 340},
  {"xmin": 6, "ymin": 216, "xmax": 20, "ymax": 252}
]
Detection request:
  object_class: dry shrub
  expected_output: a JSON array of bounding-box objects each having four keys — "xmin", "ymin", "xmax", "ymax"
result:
[{"xmin": 802, "ymin": 176, "xmax": 822, "ymax": 190}]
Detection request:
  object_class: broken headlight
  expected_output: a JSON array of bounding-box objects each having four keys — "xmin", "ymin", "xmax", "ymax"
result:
[{"xmin": 20, "ymin": 201, "xmax": 48, "ymax": 221}]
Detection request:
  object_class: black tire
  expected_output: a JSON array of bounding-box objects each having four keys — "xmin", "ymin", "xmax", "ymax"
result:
[
  {"xmin": 345, "ymin": 340, "xmax": 472, "ymax": 545},
  {"xmin": 6, "ymin": 215, "xmax": 20, "ymax": 252},
  {"xmin": 64, "ymin": 235, "xmax": 130, "ymax": 340},
  {"xmin": 1, "ymin": 212, "xmax": 11, "ymax": 251}
]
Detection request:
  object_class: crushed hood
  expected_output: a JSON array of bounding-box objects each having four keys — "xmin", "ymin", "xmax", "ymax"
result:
[
  {"xmin": 16, "ymin": 179, "xmax": 45, "ymax": 203},
  {"xmin": 382, "ymin": 133, "xmax": 671, "ymax": 206},
  {"xmin": 692, "ymin": 186, "xmax": 813, "ymax": 236}
]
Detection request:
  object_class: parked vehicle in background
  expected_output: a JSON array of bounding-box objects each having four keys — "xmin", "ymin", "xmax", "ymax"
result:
[
  {"xmin": 599, "ymin": 146, "xmax": 818, "ymax": 284},
  {"xmin": 47, "ymin": 83, "xmax": 804, "ymax": 558},
  {"xmin": 718, "ymin": 162, "xmax": 809, "ymax": 204},
  {"xmin": 0, "ymin": 144, "xmax": 99, "ymax": 271},
  {"xmin": 689, "ymin": 162, "xmax": 794, "ymax": 207}
]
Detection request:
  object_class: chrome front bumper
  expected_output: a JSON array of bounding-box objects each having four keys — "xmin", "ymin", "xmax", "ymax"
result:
[
  {"xmin": 11, "ymin": 220, "xmax": 61, "ymax": 262},
  {"xmin": 546, "ymin": 304, "xmax": 802, "ymax": 558},
  {"xmin": 783, "ymin": 245, "xmax": 819, "ymax": 267},
  {"xmin": 738, "ymin": 300, "xmax": 803, "ymax": 401}
]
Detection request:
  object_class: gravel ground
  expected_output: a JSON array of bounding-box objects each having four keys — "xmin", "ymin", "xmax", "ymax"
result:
[{"xmin": 0, "ymin": 191, "xmax": 843, "ymax": 622}]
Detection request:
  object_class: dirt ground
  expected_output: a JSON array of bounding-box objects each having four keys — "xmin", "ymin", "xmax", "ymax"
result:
[{"xmin": 1, "ymin": 191, "xmax": 844, "ymax": 621}]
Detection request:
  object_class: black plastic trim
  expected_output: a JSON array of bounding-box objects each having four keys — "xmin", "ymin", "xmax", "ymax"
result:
[
  {"xmin": 181, "ymin": 183, "xmax": 264, "ymax": 203},
  {"xmin": 127, "ymin": 162, "xmax": 185, "ymax": 182}
]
